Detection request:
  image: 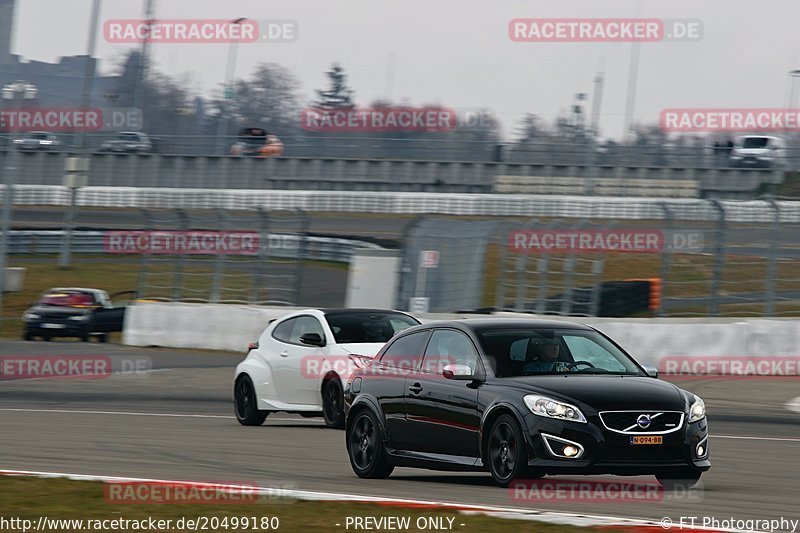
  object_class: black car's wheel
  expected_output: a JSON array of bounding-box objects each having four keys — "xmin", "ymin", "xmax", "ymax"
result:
[
  {"xmin": 42, "ymin": 335, "xmax": 52, "ymax": 341},
  {"xmin": 487, "ymin": 414, "xmax": 528, "ymax": 487},
  {"xmin": 322, "ymin": 379, "xmax": 345, "ymax": 429},
  {"xmin": 23, "ymin": 329, "xmax": 34, "ymax": 341},
  {"xmin": 347, "ymin": 409, "xmax": 393, "ymax": 479},
  {"xmin": 96, "ymin": 333, "xmax": 109, "ymax": 343},
  {"xmin": 656, "ymin": 470, "xmax": 702, "ymax": 490},
  {"xmin": 234, "ymin": 375, "xmax": 268, "ymax": 426}
]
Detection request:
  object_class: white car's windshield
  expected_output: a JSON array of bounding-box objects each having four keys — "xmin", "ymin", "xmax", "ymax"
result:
[{"xmin": 325, "ymin": 311, "xmax": 418, "ymax": 343}]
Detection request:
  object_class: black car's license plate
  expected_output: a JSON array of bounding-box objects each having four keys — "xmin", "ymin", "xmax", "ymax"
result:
[{"xmin": 630, "ymin": 436, "xmax": 663, "ymax": 445}]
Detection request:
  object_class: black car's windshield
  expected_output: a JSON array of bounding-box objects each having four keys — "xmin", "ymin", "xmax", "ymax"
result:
[
  {"xmin": 478, "ymin": 328, "xmax": 644, "ymax": 377},
  {"xmin": 325, "ymin": 311, "xmax": 418, "ymax": 343}
]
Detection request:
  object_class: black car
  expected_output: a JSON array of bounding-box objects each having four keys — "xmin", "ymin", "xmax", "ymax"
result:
[
  {"xmin": 344, "ymin": 319, "xmax": 710, "ymax": 488},
  {"xmin": 22, "ymin": 288, "xmax": 130, "ymax": 342}
]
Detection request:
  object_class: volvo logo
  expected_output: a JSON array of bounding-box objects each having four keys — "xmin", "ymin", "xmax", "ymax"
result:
[{"xmin": 636, "ymin": 414, "xmax": 652, "ymax": 429}]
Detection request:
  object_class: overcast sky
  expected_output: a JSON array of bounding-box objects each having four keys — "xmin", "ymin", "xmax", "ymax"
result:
[{"xmin": 10, "ymin": 0, "xmax": 800, "ymax": 139}]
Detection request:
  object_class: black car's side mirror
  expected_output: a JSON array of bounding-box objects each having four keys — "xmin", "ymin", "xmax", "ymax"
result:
[
  {"xmin": 443, "ymin": 364, "xmax": 474, "ymax": 381},
  {"xmin": 643, "ymin": 365, "xmax": 659, "ymax": 379},
  {"xmin": 300, "ymin": 332, "xmax": 326, "ymax": 347}
]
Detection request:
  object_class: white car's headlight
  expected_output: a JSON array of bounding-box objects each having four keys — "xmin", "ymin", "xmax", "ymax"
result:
[
  {"xmin": 23, "ymin": 312, "xmax": 40, "ymax": 320},
  {"xmin": 689, "ymin": 396, "xmax": 706, "ymax": 423},
  {"xmin": 524, "ymin": 394, "xmax": 587, "ymax": 423}
]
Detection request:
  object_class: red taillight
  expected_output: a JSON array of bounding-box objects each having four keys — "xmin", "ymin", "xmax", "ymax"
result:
[{"xmin": 247, "ymin": 342, "xmax": 259, "ymax": 353}]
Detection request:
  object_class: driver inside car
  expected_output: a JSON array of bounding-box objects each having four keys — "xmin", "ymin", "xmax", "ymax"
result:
[{"xmin": 522, "ymin": 338, "xmax": 569, "ymax": 374}]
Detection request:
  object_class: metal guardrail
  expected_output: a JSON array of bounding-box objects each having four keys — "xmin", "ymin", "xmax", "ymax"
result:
[
  {"xmin": 7, "ymin": 186, "xmax": 800, "ymax": 223},
  {"xmin": 0, "ymin": 151, "xmax": 783, "ymax": 197}
]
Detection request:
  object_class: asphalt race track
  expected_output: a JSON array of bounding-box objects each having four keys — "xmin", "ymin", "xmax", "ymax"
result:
[{"xmin": 1, "ymin": 340, "xmax": 799, "ymax": 528}]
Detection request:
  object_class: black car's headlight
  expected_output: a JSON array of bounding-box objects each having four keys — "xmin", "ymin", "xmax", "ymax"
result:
[
  {"xmin": 688, "ymin": 396, "xmax": 706, "ymax": 423},
  {"xmin": 68, "ymin": 315, "xmax": 90, "ymax": 322},
  {"xmin": 23, "ymin": 312, "xmax": 40, "ymax": 321},
  {"xmin": 524, "ymin": 394, "xmax": 587, "ymax": 423}
]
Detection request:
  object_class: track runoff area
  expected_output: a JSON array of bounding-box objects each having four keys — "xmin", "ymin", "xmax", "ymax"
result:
[{"xmin": 0, "ymin": 340, "xmax": 799, "ymax": 533}]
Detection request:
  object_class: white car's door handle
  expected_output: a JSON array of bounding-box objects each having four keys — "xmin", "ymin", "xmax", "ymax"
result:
[{"xmin": 280, "ymin": 351, "xmax": 289, "ymax": 358}]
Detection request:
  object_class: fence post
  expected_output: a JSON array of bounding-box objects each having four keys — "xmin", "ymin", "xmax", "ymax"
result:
[
  {"xmin": 588, "ymin": 258, "xmax": 604, "ymax": 317},
  {"xmin": 251, "ymin": 208, "xmax": 271, "ymax": 304},
  {"xmin": 136, "ymin": 208, "xmax": 153, "ymax": 300},
  {"xmin": 657, "ymin": 202, "xmax": 673, "ymax": 317},
  {"xmin": 561, "ymin": 256, "xmax": 576, "ymax": 316},
  {"xmin": 291, "ymin": 209, "xmax": 310, "ymax": 306},
  {"xmin": 765, "ymin": 199, "xmax": 780, "ymax": 316},
  {"xmin": 172, "ymin": 209, "xmax": 188, "ymax": 301},
  {"xmin": 708, "ymin": 199, "xmax": 727, "ymax": 316},
  {"xmin": 493, "ymin": 221, "xmax": 511, "ymax": 311},
  {"xmin": 209, "ymin": 209, "xmax": 227, "ymax": 303}
]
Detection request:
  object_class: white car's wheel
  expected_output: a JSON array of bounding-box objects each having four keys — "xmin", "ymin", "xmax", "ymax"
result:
[
  {"xmin": 322, "ymin": 379, "xmax": 345, "ymax": 429},
  {"xmin": 234, "ymin": 375, "xmax": 268, "ymax": 426}
]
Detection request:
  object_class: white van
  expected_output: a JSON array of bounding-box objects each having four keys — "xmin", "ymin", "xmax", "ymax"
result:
[{"xmin": 729, "ymin": 135, "xmax": 785, "ymax": 168}]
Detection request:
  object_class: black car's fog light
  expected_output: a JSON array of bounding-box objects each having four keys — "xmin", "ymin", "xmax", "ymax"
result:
[
  {"xmin": 696, "ymin": 437, "xmax": 708, "ymax": 458},
  {"xmin": 541, "ymin": 433, "xmax": 585, "ymax": 460}
]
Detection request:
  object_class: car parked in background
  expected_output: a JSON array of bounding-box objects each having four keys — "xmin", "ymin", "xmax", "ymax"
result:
[
  {"xmin": 234, "ymin": 308, "xmax": 419, "ymax": 428},
  {"xmin": 230, "ymin": 127, "xmax": 283, "ymax": 157},
  {"xmin": 99, "ymin": 131, "xmax": 152, "ymax": 154},
  {"xmin": 22, "ymin": 288, "xmax": 132, "ymax": 342},
  {"xmin": 15, "ymin": 131, "xmax": 61, "ymax": 151},
  {"xmin": 344, "ymin": 319, "xmax": 710, "ymax": 488},
  {"xmin": 729, "ymin": 135, "xmax": 785, "ymax": 168}
]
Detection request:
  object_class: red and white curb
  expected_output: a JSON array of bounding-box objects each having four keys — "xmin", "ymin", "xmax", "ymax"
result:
[{"xmin": 0, "ymin": 469, "xmax": 746, "ymax": 532}]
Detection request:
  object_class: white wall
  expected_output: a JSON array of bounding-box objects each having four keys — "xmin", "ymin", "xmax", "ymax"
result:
[{"xmin": 123, "ymin": 303, "xmax": 800, "ymax": 362}]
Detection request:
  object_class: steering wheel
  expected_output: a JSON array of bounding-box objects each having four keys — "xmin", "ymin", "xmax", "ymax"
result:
[{"xmin": 567, "ymin": 360, "xmax": 596, "ymax": 371}]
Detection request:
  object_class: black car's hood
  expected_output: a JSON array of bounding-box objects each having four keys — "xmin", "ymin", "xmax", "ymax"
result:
[{"xmin": 495, "ymin": 375, "xmax": 686, "ymax": 411}]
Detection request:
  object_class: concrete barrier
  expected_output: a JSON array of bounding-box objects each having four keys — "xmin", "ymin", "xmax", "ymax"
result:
[{"xmin": 123, "ymin": 303, "xmax": 800, "ymax": 365}]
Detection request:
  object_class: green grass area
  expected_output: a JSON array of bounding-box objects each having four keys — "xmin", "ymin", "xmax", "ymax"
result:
[
  {"xmin": 0, "ymin": 476, "xmax": 616, "ymax": 533},
  {"xmin": 0, "ymin": 255, "xmax": 347, "ymax": 339}
]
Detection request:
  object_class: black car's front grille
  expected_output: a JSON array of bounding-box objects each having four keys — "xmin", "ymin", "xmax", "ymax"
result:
[
  {"xmin": 599, "ymin": 446, "xmax": 685, "ymax": 463},
  {"xmin": 599, "ymin": 411, "xmax": 684, "ymax": 434}
]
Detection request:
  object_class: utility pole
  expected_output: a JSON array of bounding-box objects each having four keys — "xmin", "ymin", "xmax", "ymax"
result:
[
  {"xmin": 590, "ymin": 71, "xmax": 605, "ymax": 138},
  {"xmin": 58, "ymin": 0, "xmax": 101, "ymax": 267},
  {"xmin": 132, "ymin": 0, "xmax": 156, "ymax": 113}
]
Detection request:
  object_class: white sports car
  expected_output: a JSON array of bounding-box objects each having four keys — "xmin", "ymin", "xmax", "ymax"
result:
[{"xmin": 234, "ymin": 308, "xmax": 419, "ymax": 428}]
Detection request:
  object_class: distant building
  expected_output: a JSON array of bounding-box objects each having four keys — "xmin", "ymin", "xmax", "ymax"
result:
[
  {"xmin": 0, "ymin": 0, "xmax": 14, "ymax": 65},
  {"xmin": 0, "ymin": 0, "xmax": 119, "ymax": 107}
]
